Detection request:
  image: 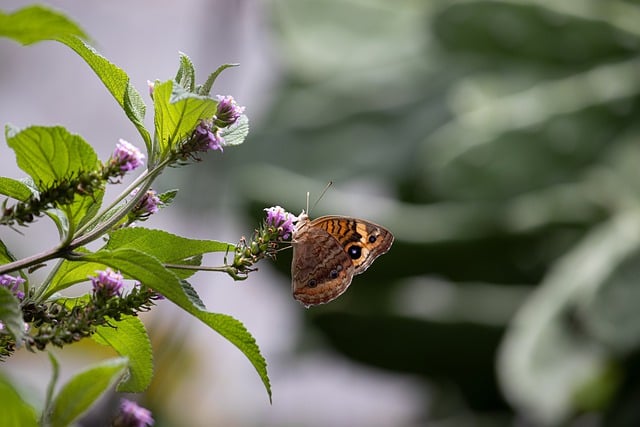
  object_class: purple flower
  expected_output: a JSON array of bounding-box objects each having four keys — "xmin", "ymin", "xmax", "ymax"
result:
[
  {"xmin": 90, "ymin": 268, "xmax": 124, "ymax": 297},
  {"xmin": 214, "ymin": 95, "xmax": 245, "ymax": 127},
  {"xmin": 113, "ymin": 399, "xmax": 154, "ymax": 427},
  {"xmin": 264, "ymin": 206, "xmax": 298, "ymax": 240},
  {"xmin": 132, "ymin": 188, "xmax": 161, "ymax": 217},
  {"xmin": 112, "ymin": 139, "xmax": 145, "ymax": 173},
  {"xmin": 193, "ymin": 120, "xmax": 224, "ymax": 152},
  {"xmin": 0, "ymin": 274, "xmax": 25, "ymax": 300}
]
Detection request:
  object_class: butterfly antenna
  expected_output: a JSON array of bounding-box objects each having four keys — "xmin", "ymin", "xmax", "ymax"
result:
[{"xmin": 309, "ymin": 181, "xmax": 333, "ymax": 214}]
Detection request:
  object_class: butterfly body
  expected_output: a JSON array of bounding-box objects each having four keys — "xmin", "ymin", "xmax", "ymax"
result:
[{"xmin": 291, "ymin": 213, "xmax": 394, "ymax": 307}]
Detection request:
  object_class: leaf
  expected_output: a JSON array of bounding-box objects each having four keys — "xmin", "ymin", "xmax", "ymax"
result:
[
  {"xmin": 498, "ymin": 212, "xmax": 640, "ymax": 425},
  {"xmin": 0, "ymin": 5, "xmax": 88, "ymax": 44},
  {"xmin": 153, "ymin": 80, "xmax": 218, "ymax": 158},
  {"xmin": 44, "ymin": 352, "xmax": 61, "ymax": 422},
  {"xmin": 0, "ymin": 287, "xmax": 25, "ymax": 344},
  {"xmin": 93, "ymin": 316, "xmax": 153, "ymax": 393},
  {"xmin": 49, "ymin": 357, "xmax": 128, "ymax": 427},
  {"xmin": 0, "ymin": 373, "xmax": 39, "ymax": 427},
  {"xmin": 158, "ymin": 189, "xmax": 178, "ymax": 207},
  {"xmin": 81, "ymin": 248, "xmax": 271, "ymax": 401},
  {"xmin": 197, "ymin": 63, "xmax": 239, "ymax": 96},
  {"xmin": 0, "ymin": 177, "xmax": 33, "ymax": 201},
  {"xmin": 0, "ymin": 239, "xmax": 18, "ymax": 264},
  {"xmin": 0, "ymin": 6, "xmax": 150, "ymax": 151},
  {"xmin": 175, "ymin": 52, "xmax": 196, "ymax": 93},
  {"xmin": 220, "ymin": 114, "xmax": 249, "ymax": 147},
  {"xmin": 5, "ymin": 125, "xmax": 103, "ymax": 235},
  {"xmin": 5, "ymin": 125, "xmax": 99, "ymax": 187}
]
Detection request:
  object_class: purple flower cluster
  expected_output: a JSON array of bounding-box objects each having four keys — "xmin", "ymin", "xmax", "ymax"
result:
[
  {"xmin": 90, "ymin": 268, "xmax": 124, "ymax": 297},
  {"xmin": 112, "ymin": 139, "xmax": 145, "ymax": 173},
  {"xmin": 0, "ymin": 274, "xmax": 25, "ymax": 300},
  {"xmin": 113, "ymin": 398, "xmax": 154, "ymax": 427},
  {"xmin": 264, "ymin": 206, "xmax": 298, "ymax": 240},
  {"xmin": 132, "ymin": 188, "xmax": 161, "ymax": 217},
  {"xmin": 214, "ymin": 95, "xmax": 245, "ymax": 127},
  {"xmin": 193, "ymin": 120, "xmax": 224, "ymax": 152}
]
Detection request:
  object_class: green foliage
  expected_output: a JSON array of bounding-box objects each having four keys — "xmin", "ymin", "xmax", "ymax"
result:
[
  {"xmin": 0, "ymin": 3, "xmax": 268, "ymax": 423},
  {"xmin": 47, "ymin": 357, "xmax": 128, "ymax": 427},
  {"xmin": 93, "ymin": 316, "xmax": 154, "ymax": 393},
  {"xmin": 0, "ymin": 373, "xmax": 39, "ymax": 427}
]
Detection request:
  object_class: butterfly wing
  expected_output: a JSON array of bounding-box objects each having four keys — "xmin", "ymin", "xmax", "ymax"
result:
[
  {"xmin": 291, "ymin": 224, "xmax": 355, "ymax": 307},
  {"xmin": 310, "ymin": 216, "xmax": 394, "ymax": 275}
]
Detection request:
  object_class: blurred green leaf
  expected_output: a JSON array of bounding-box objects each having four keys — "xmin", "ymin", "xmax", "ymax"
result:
[
  {"xmin": 0, "ymin": 287, "xmax": 24, "ymax": 344},
  {"xmin": 49, "ymin": 357, "xmax": 128, "ymax": 427},
  {"xmin": 0, "ymin": 373, "xmax": 38, "ymax": 427},
  {"xmin": 0, "ymin": 5, "xmax": 87, "ymax": 44}
]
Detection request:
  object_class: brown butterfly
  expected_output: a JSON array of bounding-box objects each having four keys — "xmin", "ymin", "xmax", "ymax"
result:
[{"xmin": 291, "ymin": 212, "xmax": 394, "ymax": 307}]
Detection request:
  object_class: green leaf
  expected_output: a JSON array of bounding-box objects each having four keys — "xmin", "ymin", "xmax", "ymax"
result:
[
  {"xmin": 5, "ymin": 125, "xmax": 99, "ymax": 187},
  {"xmin": 49, "ymin": 357, "xmax": 128, "ymax": 427},
  {"xmin": 0, "ymin": 6, "xmax": 150, "ymax": 150},
  {"xmin": 0, "ymin": 239, "xmax": 18, "ymax": 264},
  {"xmin": 498, "ymin": 212, "xmax": 640, "ymax": 425},
  {"xmin": 0, "ymin": 373, "xmax": 38, "ymax": 427},
  {"xmin": 0, "ymin": 177, "xmax": 33, "ymax": 201},
  {"xmin": 5, "ymin": 125, "xmax": 103, "ymax": 236},
  {"xmin": 175, "ymin": 52, "xmax": 196, "ymax": 92},
  {"xmin": 197, "ymin": 63, "xmax": 239, "ymax": 96},
  {"xmin": 0, "ymin": 287, "xmax": 25, "ymax": 344},
  {"xmin": 81, "ymin": 247, "xmax": 271, "ymax": 401},
  {"xmin": 220, "ymin": 114, "xmax": 249, "ymax": 147},
  {"xmin": 93, "ymin": 316, "xmax": 153, "ymax": 393},
  {"xmin": 0, "ymin": 5, "xmax": 87, "ymax": 44},
  {"xmin": 153, "ymin": 80, "xmax": 218, "ymax": 158},
  {"xmin": 158, "ymin": 189, "xmax": 178, "ymax": 207},
  {"xmin": 56, "ymin": 36, "xmax": 151, "ymax": 150},
  {"xmin": 44, "ymin": 352, "xmax": 61, "ymax": 423}
]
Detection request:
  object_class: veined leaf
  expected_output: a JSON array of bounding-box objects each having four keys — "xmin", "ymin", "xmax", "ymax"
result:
[
  {"xmin": 0, "ymin": 177, "xmax": 33, "ymax": 202},
  {"xmin": 81, "ymin": 248, "xmax": 271, "ymax": 401},
  {"xmin": 198, "ymin": 63, "xmax": 239, "ymax": 96},
  {"xmin": 93, "ymin": 316, "xmax": 153, "ymax": 393},
  {"xmin": 220, "ymin": 114, "xmax": 249, "ymax": 147},
  {"xmin": 153, "ymin": 80, "xmax": 218, "ymax": 158},
  {"xmin": 175, "ymin": 52, "xmax": 196, "ymax": 93},
  {"xmin": 0, "ymin": 6, "xmax": 150, "ymax": 150}
]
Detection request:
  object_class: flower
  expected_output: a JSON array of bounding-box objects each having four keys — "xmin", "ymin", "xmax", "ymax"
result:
[
  {"xmin": 0, "ymin": 274, "xmax": 25, "ymax": 300},
  {"xmin": 264, "ymin": 206, "xmax": 298, "ymax": 240},
  {"xmin": 214, "ymin": 95, "xmax": 245, "ymax": 127},
  {"xmin": 113, "ymin": 398, "xmax": 154, "ymax": 427},
  {"xmin": 147, "ymin": 80, "xmax": 155, "ymax": 99},
  {"xmin": 192, "ymin": 120, "xmax": 224, "ymax": 152},
  {"xmin": 111, "ymin": 139, "xmax": 145, "ymax": 173},
  {"xmin": 90, "ymin": 268, "xmax": 124, "ymax": 297},
  {"xmin": 132, "ymin": 188, "xmax": 161, "ymax": 217}
]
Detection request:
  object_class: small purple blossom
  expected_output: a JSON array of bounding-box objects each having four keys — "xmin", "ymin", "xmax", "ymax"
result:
[
  {"xmin": 264, "ymin": 206, "xmax": 298, "ymax": 240},
  {"xmin": 132, "ymin": 188, "xmax": 161, "ymax": 217},
  {"xmin": 90, "ymin": 268, "xmax": 124, "ymax": 297},
  {"xmin": 0, "ymin": 274, "xmax": 25, "ymax": 300},
  {"xmin": 112, "ymin": 139, "xmax": 145, "ymax": 173},
  {"xmin": 193, "ymin": 120, "xmax": 224, "ymax": 152},
  {"xmin": 147, "ymin": 80, "xmax": 155, "ymax": 99},
  {"xmin": 214, "ymin": 95, "xmax": 245, "ymax": 127},
  {"xmin": 113, "ymin": 399, "xmax": 154, "ymax": 427}
]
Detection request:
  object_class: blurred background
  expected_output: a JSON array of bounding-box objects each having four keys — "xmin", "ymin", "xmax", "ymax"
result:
[{"xmin": 2, "ymin": 0, "xmax": 640, "ymax": 426}]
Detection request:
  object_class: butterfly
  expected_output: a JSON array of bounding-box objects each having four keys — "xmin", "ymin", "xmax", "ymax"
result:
[{"xmin": 291, "ymin": 212, "xmax": 394, "ymax": 307}]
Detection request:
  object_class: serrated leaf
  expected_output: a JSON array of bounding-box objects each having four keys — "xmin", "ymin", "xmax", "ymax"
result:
[
  {"xmin": 0, "ymin": 177, "xmax": 32, "ymax": 201},
  {"xmin": 80, "ymin": 247, "xmax": 271, "ymax": 401},
  {"xmin": 175, "ymin": 52, "xmax": 196, "ymax": 92},
  {"xmin": 0, "ymin": 287, "xmax": 24, "ymax": 344},
  {"xmin": 0, "ymin": 373, "xmax": 39, "ymax": 427},
  {"xmin": 153, "ymin": 80, "xmax": 218, "ymax": 157},
  {"xmin": 197, "ymin": 63, "xmax": 239, "ymax": 96},
  {"xmin": 49, "ymin": 357, "xmax": 128, "ymax": 427},
  {"xmin": 180, "ymin": 280, "xmax": 206, "ymax": 310},
  {"xmin": 6, "ymin": 125, "xmax": 99, "ymax": 186},
  {"xmin": 93, "ymin": 316, "xmax": 153, "ymax": 393},
  {"xmin": 0, "ymin": 6, "xmax": 150, "ymax": 151},
  {"xmin": 220, "ymin": 114, "xmax": 249, "ymax": 147},
  {"xmin": 0, "ymin": 5, "xmax": 87, "ymax": 44},
  {"xmin": 158, "ymin": 189, "xmax": 178, "ymax": 207},
  {"xmin": 5, "ymin": 125, "xmax": 103, "ymax": 236}
]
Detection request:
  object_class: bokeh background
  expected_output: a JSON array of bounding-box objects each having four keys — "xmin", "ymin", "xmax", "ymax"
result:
[{"xmin": 2, "ymin": 1, "xmax": 640, "ymax": 426}]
